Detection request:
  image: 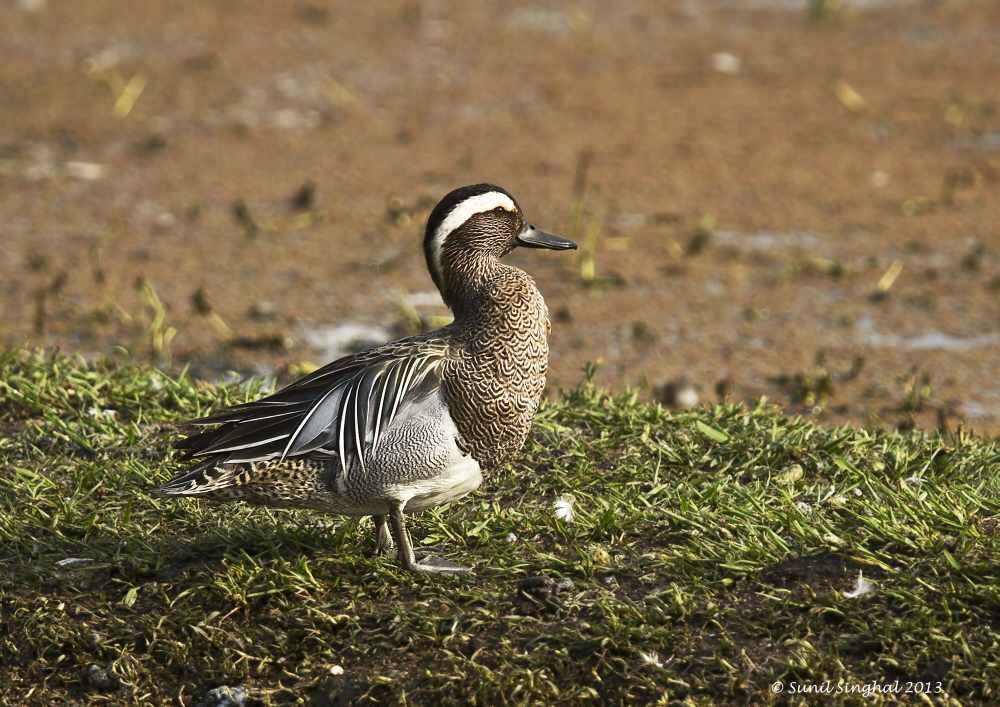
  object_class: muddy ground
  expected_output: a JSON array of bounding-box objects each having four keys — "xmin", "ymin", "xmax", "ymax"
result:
[{"xmin": 2, "ymin": 0, "xmax": 998, "ymax": 434}]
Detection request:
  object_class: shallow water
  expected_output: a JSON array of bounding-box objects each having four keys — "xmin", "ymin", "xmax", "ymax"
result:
[
  {"xmin": 300, "ymin": 323, "xmax": 392, "ymax": 362},
  {"xmin": 712, "ymin": 230, "xmax": 822, "ymax": 251},
  {"xmin": 952, "ymin": 132, "xmax": 1000, "ymax": 153},
  {"xmin": 857, "ymin": 315, "xmax": 1000, "ymax": 351},
  {"xmin": 714, "ymin": 0, "xmax": 918, "ymax": 9},
  {"xmin": 959, "ymin": 400, "xmax": 993, "ymax": 420}
]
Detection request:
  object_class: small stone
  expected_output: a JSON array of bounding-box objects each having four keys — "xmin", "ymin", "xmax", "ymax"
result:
[
  {"xmin": 135, "ymin": 200, "xmax": 176, "ymax": 231},
  {"xmin": 83, "ymin": 663, "xmax": 118, "ymax": 692},
  {"xmin": 249, "ymin": 300, "xmax": 277, "ymax": 321},
  {"xmin": 65, "ymin": 161, "xmax": 106, "ymax": 181},
  {"xmin": 519, "ymin": 575, "xmax": 574, "ymax": 599},
  {"xmin": 869, "ymin": 170, "xmax": 890, "ymax": 189},
  {"xmin": 658, "ymin": 380, "xmax": 700, "ymax": 409},
  {"xmin": 197, "ymin": 685, "xmax": 248, "ymax": 707},
  {"xmin": 711, "ymin": 52, "xmax": 741, "ymax": 75},
  {"xmin": 154, "ymin": 211, "xmax": 175, "ymax": 230},
  {"xmin": 271, "ymin": 108, "xmax": 321, "ymax": 130}
]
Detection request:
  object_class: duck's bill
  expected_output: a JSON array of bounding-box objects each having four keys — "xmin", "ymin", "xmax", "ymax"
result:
[{"xmin": 517, "ymin": 226, "xmax": 578, "ymax": 250}]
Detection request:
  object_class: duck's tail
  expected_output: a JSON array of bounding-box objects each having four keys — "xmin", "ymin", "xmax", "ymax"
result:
[{"xmin": 154, "ymin": 458, "xmax": 245, "ymax": 497}]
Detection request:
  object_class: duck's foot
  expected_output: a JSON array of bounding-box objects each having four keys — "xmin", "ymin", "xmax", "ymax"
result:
[
  {"xmin": 388, "ymin": 503, "xmax": 472, "ymax": 575},
  {"xmin": 372, "ymin": 514, "xmax": 395, "ymax": 556}
]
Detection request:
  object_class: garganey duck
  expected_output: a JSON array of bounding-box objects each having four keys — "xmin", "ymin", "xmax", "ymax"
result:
[{"xmin": 157, "ymin": 184, "xmax": 576, "ymax": 574}]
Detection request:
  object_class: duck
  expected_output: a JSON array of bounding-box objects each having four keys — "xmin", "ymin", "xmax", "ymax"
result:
[{"xmin": 156, "ymin": 183, "xmax": 577, "ymax": 574}]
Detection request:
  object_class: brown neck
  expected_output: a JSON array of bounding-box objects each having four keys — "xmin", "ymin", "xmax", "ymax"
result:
[{"xmin": 439, "ymin": 251, "xmax": 507, "ymax": 321}]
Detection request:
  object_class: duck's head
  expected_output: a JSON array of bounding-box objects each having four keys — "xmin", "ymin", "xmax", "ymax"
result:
[{"xmin": 423, "ymin": 183, "xmax": 577, "ymax": 299}]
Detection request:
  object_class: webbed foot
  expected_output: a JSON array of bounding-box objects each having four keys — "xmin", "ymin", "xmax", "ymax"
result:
[{"xmin": 388, "ymin": 503, "xmax": 472, "ymax": 575}]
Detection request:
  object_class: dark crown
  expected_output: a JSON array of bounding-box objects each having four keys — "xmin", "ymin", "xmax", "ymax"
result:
[{"xmin": 424, "ymin": 183, "xmax": 519, "ymax": 247}]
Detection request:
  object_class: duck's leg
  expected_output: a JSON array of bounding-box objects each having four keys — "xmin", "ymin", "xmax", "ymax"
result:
[
  {"xmin": 372, "ymin": 514, "xmax": 395, "ymax": 556},
  {"xmin": 388, "ymin": 502, "xmax": 471, "ymax": 574}
]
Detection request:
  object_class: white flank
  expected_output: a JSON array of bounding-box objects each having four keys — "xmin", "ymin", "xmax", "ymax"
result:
[{"xmin": 430, "ymin": 191, "xmax": 517, "ymax": 281}]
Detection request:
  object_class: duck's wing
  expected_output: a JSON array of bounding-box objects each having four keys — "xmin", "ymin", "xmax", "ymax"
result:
[{"xmin": 174, "ymin": 337, "xmax": 450, "ymax": 472}]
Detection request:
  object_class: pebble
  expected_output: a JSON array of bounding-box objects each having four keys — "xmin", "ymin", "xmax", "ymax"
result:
[
  {"xmin": 196, "ymin": 685, "xmax": 248, "ymax": 707},
  {"xmin": 711, "ymin": 52, "xmax": 742, "ymax": 75},
  {"xmin": 249, "ymin": 300, "xmax": 277, "ymax": 321},
  {"xmin": 65, "ymin": 162, "xmax": 106, "ymax": 181},
  {"xmin": 83, "ymin": 664, "xmax": 118, "ymax": 692},
  {"xmin": 659, "ymin": 380, "xmax": 700, "ymax": 409},
  {"xmin": 519, "ymin": 575, "xmax": 574, "ymax": 599}
]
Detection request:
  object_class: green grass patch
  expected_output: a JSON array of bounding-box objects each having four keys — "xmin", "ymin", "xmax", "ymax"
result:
[{"xmin": 1, "ymin": 350, "xmax": 998, "ymax": 704}]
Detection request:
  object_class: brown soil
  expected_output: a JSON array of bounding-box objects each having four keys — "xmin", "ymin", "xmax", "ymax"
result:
[{"xmin": 2, "ymin": 1, "xmax": 999, "ymax": 434}]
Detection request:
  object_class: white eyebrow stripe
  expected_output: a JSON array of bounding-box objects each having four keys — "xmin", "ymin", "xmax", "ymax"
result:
[
  {"xmin": 435, "ymin": 191, "xmax": 517, "ymax": 243},
  {"xmin": 429, "ymin": 191, "xmax": 517, "ymax": 282}
]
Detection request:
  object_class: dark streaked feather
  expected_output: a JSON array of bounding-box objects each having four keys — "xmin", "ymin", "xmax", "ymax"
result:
[
  {"xmin": 155, "ymin": 456, "xmax": 333, "ymax": 500},
  {"xmin": 155, "ymin": 457, "xmax": 233, "ymax": 496},
  {"xmin": 177, "ymin": 416, "xmax": 293, "ymax": 456}
]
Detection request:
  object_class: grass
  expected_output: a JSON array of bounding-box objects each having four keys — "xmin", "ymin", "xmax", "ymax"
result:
[{"xmin": 0, "ymin": 350, "xmax": 998, "ymax": 705}]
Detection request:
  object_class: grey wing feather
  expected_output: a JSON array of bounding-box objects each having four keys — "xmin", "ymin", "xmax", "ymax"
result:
[
  {"xmin": 175, "ymin": 338, "xmax": 449, "ymax": 473},
  {"xmin": 280, "ymin": 382, "xmax": 349, "ymax": 458}
]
